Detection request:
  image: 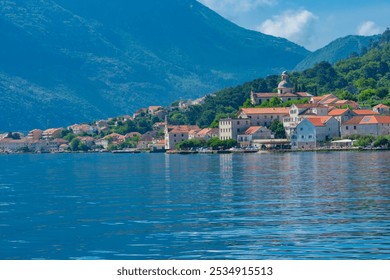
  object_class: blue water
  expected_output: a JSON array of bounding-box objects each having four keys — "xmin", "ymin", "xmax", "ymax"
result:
[{"xmin": 0, "ymin": 151, "xmax": 389, "ymax": 260}]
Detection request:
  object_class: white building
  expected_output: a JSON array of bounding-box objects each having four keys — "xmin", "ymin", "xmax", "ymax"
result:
[
  {"xmin": 283, "ymin": 104, "xmax": 328, "ymax": 137},
  {"xmin": 219, "ymin": 118, "xmax": 251, "ymax": 141},
  {"xmin": 291, "ymin": 116, "xmax": 339, "ymax": 149},
  {"xmin": 164, "ymin": 125, "xmax": 200, "ymax": 149},
  {"xmin": 341, "ymin": 116, "xmax": 390, "ymax": 137},
  {"xmin": 237, "ymin": 126, "xmax": 272, "ymax": 147},
  {"xmin": 237, "ymin": 107, "xmax": 289, "ymax": 127}
]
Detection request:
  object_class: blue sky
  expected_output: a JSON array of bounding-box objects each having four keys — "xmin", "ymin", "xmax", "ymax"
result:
[{"xmin": 197, "ymin": 0, "xmax": 390, "ymax": 51}]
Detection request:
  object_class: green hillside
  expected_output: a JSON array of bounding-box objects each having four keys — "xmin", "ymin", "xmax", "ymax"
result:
[
  {"xmin": 173, "ymin": 30, "xmax": 390, "ymax": 128},
  {"xmin": 295, "ymin": 34, "xmax": 380, "ymax": 71}
]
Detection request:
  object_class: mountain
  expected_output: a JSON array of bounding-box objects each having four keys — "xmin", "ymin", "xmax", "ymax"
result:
[
  {"xmin": 294, "ymin": 35, "xmax": 380, "ymax": 71},
  {"xmin": 0, "ymin": 0, "xmax": 309, "ymax": 131}
]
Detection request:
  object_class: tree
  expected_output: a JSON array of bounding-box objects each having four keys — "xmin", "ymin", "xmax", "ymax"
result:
[
  {"xmin": 268, "ymin": 120, "xmax": 286, "ymax": 139},
  {"xmin": 242, "ymin": 98, "xmax": 255, "ymax": 108},
  {"xmin": 176, "ymin": 139, "xmax": 206, "ymax": 150},
  {"xmin": 373, "ymin": 136, "xmax": 390, "ymax": 148},
  {"xmin": 69, "ymin": 138, "xmax": 81, "ymax": 151},
  {"xmin": 207, "ymin": 138, "xmax": 237, "ymax": 150}
]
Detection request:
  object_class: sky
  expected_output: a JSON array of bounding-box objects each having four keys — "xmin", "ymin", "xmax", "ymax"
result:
[{"xmin": 197, "ymin": 0, "xmax": 390, "ymax": 51}]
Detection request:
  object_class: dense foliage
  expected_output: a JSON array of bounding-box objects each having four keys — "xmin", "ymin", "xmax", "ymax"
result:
[{"xmin": 175, "ymin": 30, "xmax": 390, "ymax": 129}]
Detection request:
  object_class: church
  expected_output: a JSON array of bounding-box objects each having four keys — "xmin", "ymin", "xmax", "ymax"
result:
[{"xmin": 250, "ymin": 71, "xmax": 312, "ymax": 105}]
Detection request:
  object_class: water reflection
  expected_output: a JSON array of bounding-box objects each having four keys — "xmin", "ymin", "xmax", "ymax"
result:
[{"xmin": 0, "ymin": 151, "xmax": 389, "ymax": 259}]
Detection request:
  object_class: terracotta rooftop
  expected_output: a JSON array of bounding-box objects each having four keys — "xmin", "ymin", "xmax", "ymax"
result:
[
  {"xmin": 252, "ymin": 92, "xmax": 278, "ymax": 98},
  {"xmin": 328, "ymin": 109, "xmax": 350, "ymax": 116},
  {"xmin": 306, "ymin": 116, "xmax": 332, "ymax": 127},
  {"xmin": 168, "ymin": 125, "xmax": 200, "ymax": 133},
  {"xmin": 353, "ymin": 110, "xmax": 380, "ymax": 115},
  {"xmin": 240, "ymin": 108, "xmax": 289, "ymax": 115},
  {"xmin": 244, "ymin": 126, "xmax": 266, "ymax": 135},
  {"xmin": 343, "ymin": 115, "xmax": 390, "ymax": 125}
]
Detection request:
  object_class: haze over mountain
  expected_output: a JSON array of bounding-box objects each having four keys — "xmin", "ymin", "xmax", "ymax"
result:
[
  {"xmin": 0, "ymin": 0, "xmax": 309, "ymax": 131},
  {"xmin": 294, "ymin": 34, "xmax": 381, "ymax": 71}
]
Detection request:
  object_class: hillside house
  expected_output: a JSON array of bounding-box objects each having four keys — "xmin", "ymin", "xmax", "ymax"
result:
[
  {"xmin": 237, "ymin": 126, "xmax": 272, "ymax": 147},
  {"xmin": 68, "ymin": 124, "xmax": 97, "ymax": 135},
  {"xmin": 283, "ymin": 104, "xmax": 328, "ymax": 137},
  {"xmin": 43, "ymin": 128, "xmax": 63, "ymax": 140},
  {"xmin": 291, "ymin": 116, "xmax": 339, "ymax": 149},
  {"xmin": 310, "ymin": 93, "xmax": 359, "ymax": 109},
  {"xmin": 164, "ymin": 125, "xmax": 200, "ymax": 149},
  {"xmin": 219, "ymin": 118, "xmax": 251, "ymax": 141},
  {"xmin": 27, "ymin": 129, "xmax": 43, "ymax": 140},
  {"xmin": 373, "ymin": 104, "xmax": 390, "ymax": 115},
  {"xmin": 341, "ymin": 116, "xmax": 390, "ymax": 137},
  {"xmin": 353, "ymin": 109, "xmax": 380, "ymax": 116},
  {"xmin": 237, "ymin": 107, "xmax": 289, "ymax": 127}
]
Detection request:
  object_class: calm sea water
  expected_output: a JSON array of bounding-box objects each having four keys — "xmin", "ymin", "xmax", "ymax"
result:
[{"xmin": 0, "ymin": 151, "xmax": 389, "ymax": 260}]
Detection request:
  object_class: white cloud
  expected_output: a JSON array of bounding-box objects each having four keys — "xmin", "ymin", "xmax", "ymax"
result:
[
  {"xmin": 357, "ymin": 21, "xmax": 381, "ymax": 36},
  {"xmin": 198, "ymin": 0, "xmax": 277, "ymax": 14},
  {"xmin": 257, "ymin": 9, "xmax": 318, "ymax": 47}
]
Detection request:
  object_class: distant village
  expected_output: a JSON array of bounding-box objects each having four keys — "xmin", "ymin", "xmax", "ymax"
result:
[{"xmin": 1, "ymin": 72, "xmax": 389, "ymax": 154}]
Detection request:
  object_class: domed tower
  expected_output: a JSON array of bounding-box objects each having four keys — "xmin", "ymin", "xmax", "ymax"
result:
[{"xmin": 278, "ymin": 71, "xmax": 294, "ymax": 94}]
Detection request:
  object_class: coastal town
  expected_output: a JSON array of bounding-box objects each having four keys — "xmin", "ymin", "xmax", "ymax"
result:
[{"xmin": 1, "ymin": 72, "xmax": 390, "ymax": 154}]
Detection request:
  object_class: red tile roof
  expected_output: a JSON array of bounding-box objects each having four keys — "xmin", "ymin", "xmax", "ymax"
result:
[
  {"xmin": 168, "ymin": 125, "xmax": 200, "ymax": 134},
  {"xmin": 239, "ymin": 108, "xmax": 289, "ymax": 115},
  {"xmin": 252, "ymin": 93, "xmax": 278, "ymax": 98},
  {"xmin": 328, "ymin": 109, "xmax": 349, "ymax": 116},
  {"xmin": 353, "ymin": 110, "xmax": 380, "ymax": 115},
  {"xmin": 306, "ymin": 116, "xmax": 332, "ymax": 127},
  {"xmin": 343, "ymin": 115, "xmax": 390, "ymax": 125},
  {"xmin": 244, "ymin": 126, "xmax": 267, "ymax": 135}
]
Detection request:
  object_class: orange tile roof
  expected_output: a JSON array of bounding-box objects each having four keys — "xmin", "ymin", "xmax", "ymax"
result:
[
  {"xmin": 196, "ymin": 128, "xmax": 217, "ymax": 137},
  {"xmin": 253, "ymin": 92, "xmax": 278, "ymax": 96},
  {"xmin": 240, "ymin": 107, "xmax": 289, "ymax": 115},
  {"xmin": 168, "ymin": 125, "xmax": 200, "ymax": 133},
  {"xmin": 322, "ymin": 97, "xmax": 339, "ymax": 104},
  {"xmin": 367, "ymin": 116, "xmax": 390, "ymax": 124},
  {"xmin": 306, "ymin": 116, "xmax": 332, "ymax": 127},
  {"xmin": 328, "ymin": 109, "xmax": 349, "ymax": 116},
  {"xmin": 244, "ymin": 126, "xmax": 266, "ymax": 135},
  {"xmin": 353, "ymin": 110, "xmax": 380, "ymax": 115},
  {"xmin": 343, "ymin": 115, "xmax": 390, "ymax": 125},
  {"xmin": 311, "ymin": 96, "xmax": 323, "ymax": 102},
  {"xmin": 343, "ymin": 116, "xmax": 365, "ymax": 125}
]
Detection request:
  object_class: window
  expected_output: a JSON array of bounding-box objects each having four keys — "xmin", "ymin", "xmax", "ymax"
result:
[
  {"xmin": 300, "ymin": 127, "xmax": 303, "ymax": 131},
  {"xmin": 354, "ymin": 126, "xmax": 356, "ymax": 130},
  {"xmin": 346, "ymin": 126, "xmax": 349, "ymax": 130},
  {"xmin": 301, "ymin": 135, "xmax": 304, "ymax": 139}
]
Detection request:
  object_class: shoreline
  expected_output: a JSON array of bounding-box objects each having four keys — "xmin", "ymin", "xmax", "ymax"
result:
[{"xmin": 1, "ymin": 147, "xmax": 389, "ymax": 155}]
